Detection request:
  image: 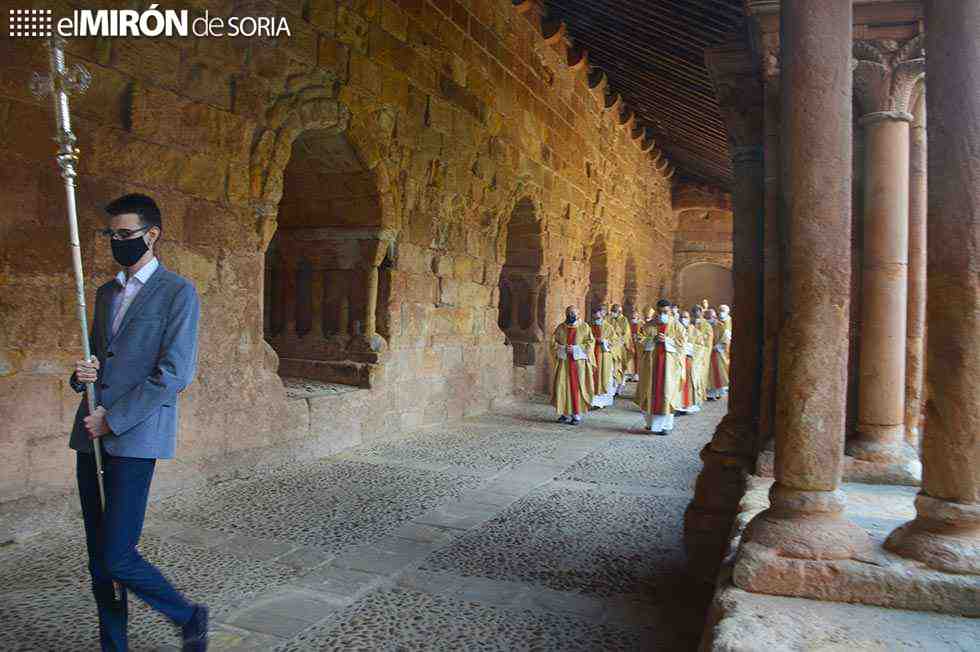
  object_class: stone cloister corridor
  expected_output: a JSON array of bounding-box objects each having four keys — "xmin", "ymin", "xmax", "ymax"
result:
[
  {"xmin": 2, "ymin": 392, "xmax": 724, "ymax": 650},
  {"xmin": 3, "ymin": 0, "xmax": 980, "ymax": 648}
]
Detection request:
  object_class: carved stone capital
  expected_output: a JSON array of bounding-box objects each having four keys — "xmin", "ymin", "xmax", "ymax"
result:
[
  {"xmin": 853, "ymin": 36, "xmax": 925, "ymax": 118},
  {"xmin": 706, "ymin": 44, "xmax": 765, "ymax": 148}
]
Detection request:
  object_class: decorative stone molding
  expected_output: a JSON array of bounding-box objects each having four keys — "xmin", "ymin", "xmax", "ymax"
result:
[
  {"xmin": 853, "ymin": 36, "xmax": 925, "ymax": 119},
  {"xmin": 706, "ymin": 44, "xmax": 765, "ymax": 149}
]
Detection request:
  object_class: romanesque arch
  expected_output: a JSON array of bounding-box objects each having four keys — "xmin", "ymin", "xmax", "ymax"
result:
[
  {"xmin": 676, "ymin": 260, "xmax": 733, "ymax": 310},
  {"xmin": 586, "ymin": 232, "xmax": 610, "ymax": 317},
  {"xmin": 250, "ymin": 80, "xmax": 398, "ymax": 388}
]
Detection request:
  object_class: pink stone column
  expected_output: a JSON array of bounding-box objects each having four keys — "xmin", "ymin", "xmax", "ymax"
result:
[
  {"xmin": 734, "ymin": 0, "xmax": 870, "ymax": 574},
  {"xmin": 904, "ymin": 85, "xmax": 926, "ymax": 450},
  {"xmin": 684, "ymin": 46, "xmax": 767, "ymax": 580},
  {"xmin": 885, "ymin": 0, "xmax": 980, "ymax": 575},
  {"xmin": 846, "ymin": 37, "xmax": 924, "ymax": 485}
]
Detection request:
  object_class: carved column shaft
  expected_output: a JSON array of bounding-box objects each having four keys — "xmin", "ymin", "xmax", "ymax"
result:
[
  {"xmin": 847, "ymin": 36, "xmax": 924, "ymax": 484},
  {"xmin": 905, "ymin": 86, "xmax": 926, "ymax": 449},
  {"xmin": 886, "ymin": 0, "xmax": 980, "ymax": 575},
  {"xmin": 735, "ymin": 0, "xmax": 870, "ymax": 575}
]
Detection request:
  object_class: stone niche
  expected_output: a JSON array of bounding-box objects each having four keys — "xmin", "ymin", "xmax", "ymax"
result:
[
  {"xmin": 263, "ymin": 129, "xmax": 391, "ymax": 388},
  {"xmin": 497, "ymin": 197, "xmax": 547, "ymax": 370}
]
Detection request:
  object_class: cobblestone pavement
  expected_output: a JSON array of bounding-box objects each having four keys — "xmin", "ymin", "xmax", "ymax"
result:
[{"xmin": 0, "ymin": 390, "xmax": 724, "ymax": 651}]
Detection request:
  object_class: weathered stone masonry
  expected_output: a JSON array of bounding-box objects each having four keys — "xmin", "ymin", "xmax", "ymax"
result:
[{"xmin": 0, "ymin": 0, "xmax": 675, "ymax": 504}]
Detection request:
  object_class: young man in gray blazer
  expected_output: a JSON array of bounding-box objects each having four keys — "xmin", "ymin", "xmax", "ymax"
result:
[{"xmin": 69, "ymin": 193, "xmax": 207, "ymax": 651}]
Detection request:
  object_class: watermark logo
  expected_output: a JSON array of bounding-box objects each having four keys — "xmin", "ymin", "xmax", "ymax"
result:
[
  {"xmin": 9, "ymin": 9, "xmax": 54, "ymax": 38},
  {"xmin": 7, "ymin": 4, "xmax": 291, "ymax": 38}
]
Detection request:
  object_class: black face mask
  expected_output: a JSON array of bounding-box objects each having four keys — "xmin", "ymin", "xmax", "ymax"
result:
[
  {"xmin": 111, "ymin": 235, "xmax": 149, "ymax": 267},
  {"xmin": 566, "ymin": 314, "xmax": 577, "ymax": 325}
]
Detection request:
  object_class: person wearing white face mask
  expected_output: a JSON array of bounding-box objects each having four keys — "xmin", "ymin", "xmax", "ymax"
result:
[
  {"xmin": 589, "ymin": 308, "xmax": 617, "ymax": 409},
  {"xmin": 626, "ymin": 308, "xmax": 643, "ymax": 381},
  {"xmin": 675, "ymin": 310, "xmax": 701, "ymax": 414},
  {"xmin": 551, "ymin": 306, "xmax": 596, "ymax": 425},
  {"xmin": 690, "ymin": 305, "xmax": 713, "ymax": 406},
  {"xmin": 634, "ymin": 299, "xmax": 683, "ymax": 434},
  {"xmin": 706, "ymin": 307, "xmax": 731, "ymax": 400}
]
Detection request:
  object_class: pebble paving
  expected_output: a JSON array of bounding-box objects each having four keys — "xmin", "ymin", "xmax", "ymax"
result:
[{"xmin": 0, "ymin": 388, "xmax": 724, "ymax": 651}]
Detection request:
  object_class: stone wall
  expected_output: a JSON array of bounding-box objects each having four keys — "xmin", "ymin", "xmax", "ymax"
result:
[
  {"xmin": 670, "ymin": 184, "xmax": 733, "ymax": 309},
  {"xmin": 0, "ymin": 0, "xmax": 674, "ymax": 505}
]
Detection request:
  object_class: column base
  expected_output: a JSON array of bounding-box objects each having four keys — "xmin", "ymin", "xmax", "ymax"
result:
[
  {"xmin": 732, "ymin": 540, "xmax": 980, "ymax": 615},
  {"xmin": 845, "ymin": 431, "xmax": 922, "ymax": 485},
  {"xmin": 884, "ymin": 494, "xmax": 980, "ymax": 575},
  {"xmin": 737, "ymin": 485, "xmax": 871, "ymax": 560},
  {"xmin": 683, "ymin": 444, "xmax": 752, "ymax": 582},
  {"xmin": 843, "ymin": 455, "xmax": 922, "ymax": 486}
]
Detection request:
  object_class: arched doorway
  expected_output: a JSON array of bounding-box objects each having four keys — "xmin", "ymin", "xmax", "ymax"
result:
[
  {"xmin": 498, "ymin": 198, "xmax": 546, "ymax": 368},
  {"xmin": 677, "ymin": 262, "xmax": 733, "ymax": 310},
  {"xmin": 586, "ymin": 234, "xmax": 609, "ymax": 317},
  {"xmin": 263, "ymin": 128, "xmax": 391, "ymax": 387}
]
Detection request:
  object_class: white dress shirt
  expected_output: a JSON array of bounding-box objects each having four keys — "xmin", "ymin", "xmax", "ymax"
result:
[{"xmin": 111, "ymin": 256, "xmax": 159, "ymax": 336}]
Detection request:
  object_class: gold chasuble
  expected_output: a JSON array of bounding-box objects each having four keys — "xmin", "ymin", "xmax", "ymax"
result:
[
  {"xmin": 635, "ymin": 318, "xmax": 684, "ymax": 416},
  {"xmin": 590, "ymin": 321, "xmax": 616, "ymax": 397},
  {"xmin": 692, "ymin": 318, "xmax": 714, "ymax": 404},
  {"xmin": 710, "ymin": 317, "xmax": 731, "ymax": 390},
  {"xmin": 550, "ymin": 320, "xmax": 596, "ymax": 415},
  {"xmin": 608, "ymin": 312, "xmax": 631, "ymax": 385}
]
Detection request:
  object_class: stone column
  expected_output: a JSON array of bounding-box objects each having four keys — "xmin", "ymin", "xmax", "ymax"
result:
[
  {"xmin": 351, "ymin": 238, "xmax": 389, "ymax": 354},
  {"xmin": 904, "ymin": 83, "xmax": 926, "ymax": 450},
  {"xmin": 509, "ymin": 280, "xmax": 521, "ymax": 331},
  {"xmin": 846, "ymin": 38, "xmax": 925, "ymax": 485},
  {"xmin": 758, "ymin": 41, "xmax": 782, "ymax": 467},
  {"xmin": 885, "ymin": 0, "xmax": 980, "ymax": 575},
  {"xmin": 683, "ymin": 45, "xmax": 765, "ymax": 579},
  {"xmin": 311, "ymin": 265, "xmax": 325, "ymax": 340},
  {"xmin": 734, "ymin": 0, "xmax": 870, "ymax": 585}
]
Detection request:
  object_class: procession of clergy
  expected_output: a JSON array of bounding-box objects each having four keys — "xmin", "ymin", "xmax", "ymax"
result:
[{"xmin": 550, "ymin": 298, "xmax": 732, "ymax": 434}]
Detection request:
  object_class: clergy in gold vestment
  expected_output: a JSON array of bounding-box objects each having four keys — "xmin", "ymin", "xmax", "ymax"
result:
[
  {"xmin": 626, "ymin": 308, "xmax": 642, "ymax": 380},
  {"xmin": 635, "ymin": 299, "xmax": 683, "ymax": 434},
  {"xmin": 589, "ymin": 307, "xmax": 617, "ymax": 408},
  {"xmin": 551, "ymin": 305, "xmax": 597, "ymax": 424},
  {"xmin": 607, "ymin": 303, "xmax": 631, "ymax": 394},
  {"xmin": 690, "ymin": 305, "xmax": 713, "ymax": 406},
  {"xmin": 706, "ymin": 307, "xmax": 731, "ymax": 399},
  {"xmin": 675, "ymin": 310, "xmax": 701, "ymax": 414}
]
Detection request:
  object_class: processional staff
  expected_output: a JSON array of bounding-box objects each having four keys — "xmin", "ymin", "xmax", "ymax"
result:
[{"xmin": 30, "ymin": 35, "xmax": 120, "ymax": 601}]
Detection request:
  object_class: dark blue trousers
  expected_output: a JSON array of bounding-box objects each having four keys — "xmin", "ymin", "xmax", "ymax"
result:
[{"xmin": 77, "ymin": 451, "xmax": 195, "ymax": 651}]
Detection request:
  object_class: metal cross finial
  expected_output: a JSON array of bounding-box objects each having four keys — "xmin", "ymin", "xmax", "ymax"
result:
[
  {"xmin": 29, "ymin": 35, "xmax": 91, "ymax": 181},
  {"xmin": 29, "ymin": 35, "xmax": 92, "ymax": 100}
]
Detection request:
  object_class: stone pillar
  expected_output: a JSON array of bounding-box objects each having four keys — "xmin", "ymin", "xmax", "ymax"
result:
[
  {"xmin": 904, "ymin": 83, "xmax": 926, "ymax": 450},
  {"xmin": 846, "ymin": 37, "xmax": 925, "ymax": 485},
  {"xmin": 733, "ymin": 0, "xmax": 870, "ymax": 585},
  {"xmin": 351, "ymin": 238, "xmax": 389, "ymax": 354},
  {"xmin": 683, "ymin": 45, "xmax": 765, "ymax": 579},
  {"xmin": 758, "ymin": 42, "xmax": 782, "ymax": 466},
  {"xmin": 885, "ymin": 0, "xmax": 980, "ymax": 575},
  {"xmin": 529, "ymin": 277, "xmax": 544, "ymax": 341},
  {"xmin": 311, "ymin": 266, "xmax": 325, "ymax": 340},
  {"xmin": 282, "ymin": 257, "xmax": 297, "ymax": 342},
  {"xmin": 509, "ymin": 280, "xmax": 521, "ymax": 330}
]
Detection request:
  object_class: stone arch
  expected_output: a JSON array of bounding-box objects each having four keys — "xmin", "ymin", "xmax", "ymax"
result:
[
  {"xmin": 587, "ymin": 231, "xmax": 611, "ymax": 317},
  {"xmin": 251, "ymin": 80, "xmax": 399, "ymax": 388},
  {"xmin": 623, "ymin": 253, "xmax": 639, "ymax": 317},
  {"xmin": 676, "ymin": 260, "xmax": 733, "ymax": 311}
]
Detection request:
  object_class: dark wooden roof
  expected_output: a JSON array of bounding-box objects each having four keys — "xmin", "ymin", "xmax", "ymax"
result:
[{"xmin": 541, "ymin": 0, "xmax": 746, "ymax": 188}]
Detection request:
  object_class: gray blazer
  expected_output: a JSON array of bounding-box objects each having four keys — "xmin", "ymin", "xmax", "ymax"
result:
[{"xmin": 69, "ymin": 262, "xmax": 201, "ymax": 459}]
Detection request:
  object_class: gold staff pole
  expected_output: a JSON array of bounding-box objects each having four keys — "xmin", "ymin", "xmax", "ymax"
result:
[{"xmin": 31, "ymin": 36, "xmax": 120, "ymax": 601}]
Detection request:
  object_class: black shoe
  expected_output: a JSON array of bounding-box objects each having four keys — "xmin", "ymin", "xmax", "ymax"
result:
[
  {"xmin": 569, "ymin": 419, "xmax": 580, "ymax": 426},
  {"xmin": 557, "ymin": 415, "xmax": 570, "ymax": 424},
  {"xmin": 182, "ymin": 603, "xmax": 208, "ymax": 651}
]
